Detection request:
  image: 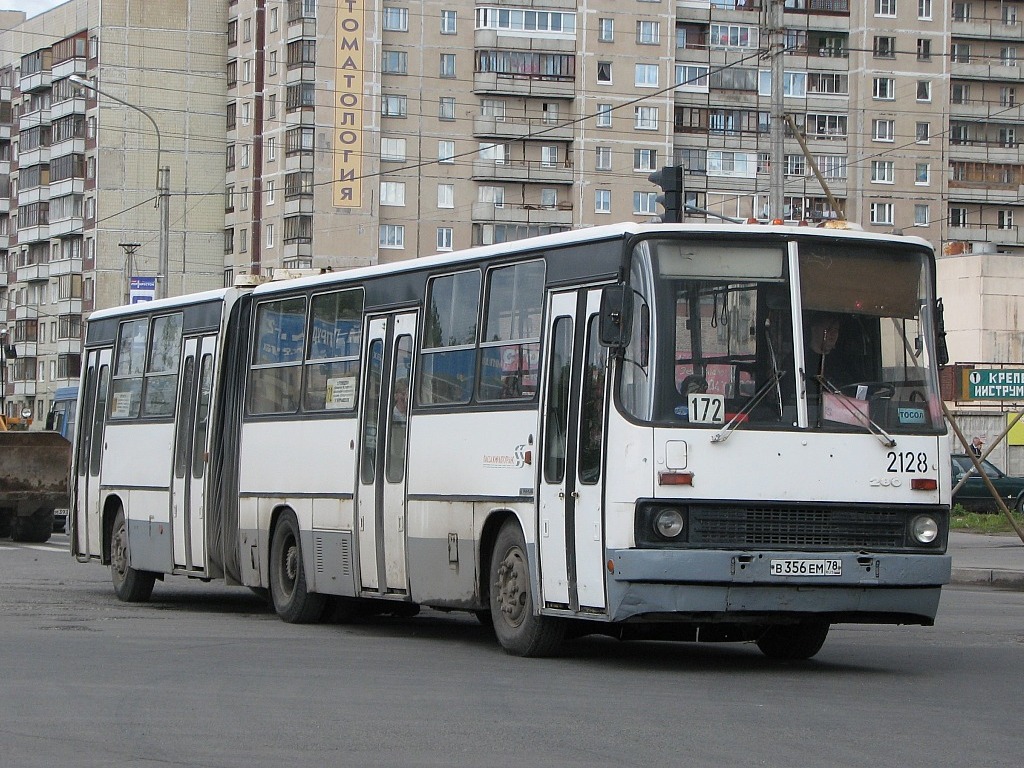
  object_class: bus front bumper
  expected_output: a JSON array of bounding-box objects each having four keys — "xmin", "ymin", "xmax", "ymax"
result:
[{"xmin": 605, "ymin": 548, "xmax": 952, "ymax": 625}]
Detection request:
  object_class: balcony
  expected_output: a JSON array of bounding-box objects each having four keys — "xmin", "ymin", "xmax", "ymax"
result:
[
  {"xmin": 17, "ymin": 186, "xmax": 50, "ymax": 207},
  {"xmin": 17, "ymin": 226, "xmax": 49, "ymax": 245},
  {"xmin": 19, "ymin": 108, "xmax": 51, "ymax": 131},
  {"xmin": 950, "ymin": 99, "xmax": 1024, "ymax": 121},
  {"xmin": 952, "ymin": 62, "xmax": 1024, "ymax": 82},
  {"xmin": 15, "ymin": 304, "xmax": 39, "ymax": 320},
  {"xmin": 284, "ymin": 152, "xmax": 314, "ymax": 173},
  {"xmin": 474, "ymin": 72, "xmax": 576, "ymax": 100},
  {"xmin": 50, "ymin": 137, "xmax": 86, "ymax": 158},
  {"xmin": 947, "ymin": 183, "xmax": 1020, "ymax": 204},
  {"xmin": 11, "ymin": 381, "xmax": 37, "ymax": 397},
  {"xmin": 18, "ymin": 146, "xmax": 49, "ymax": 168},
  {"xmin": 52, "ymin": 57, "xmax": 86, "ymax": 81},
  {"xmin": 50, "ymin": 95, "xmax": 86, "ymax": 121},
  {"xmin": 48, "ymin": 257, "xmax": 82, "ymax": 276},
  {"xmin": 472, "ymin": 158, "xmax": 575, "ymax": 185},
  {"xmin": 947, "ymin": 225, "xmax": 1023, "ymax": 247},
  {"xmin": 49, "ymin": 178, "xmax": 85, "ymax": 198},
  {"xmin": 471, "ymin": 201, "xmax": 573, "ymax": 226},
  {"xmin": 473, "ymin": 115, "xmax": 574, "ymax": 142},
  {"xmin": 284, "ymin": 197, "xmax": 314, "ymax": 215},
  {"xmin": 48, "ymin": 216, "xmax": 83, "ymax": 238},
  {"xmin": 20, "ymin": 70, "xmax": 51, "ymax": 94},
  {"xmin": 16, "ymin": 262, "xmax": 48, "ymax": 282},
  {"xmin": 952, "ymin": 20, "xmax": 1024, "ymax": 42},
  {"xmin": 56, "ymin": 298, "xmax": 82, "ymax": 315}
]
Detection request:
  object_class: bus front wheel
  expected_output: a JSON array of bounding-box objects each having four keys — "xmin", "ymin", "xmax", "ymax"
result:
[
  {"xmin": 489, "ymin": 521, "xmax": 565, "ymax": 657},
  {"xmin": 269, "ymin": 510, "xmax": 325, "ymax": 624},
  {"xmin": 110, "ymin": 509, "xmax": 156, "ymax": 602},
  {"xmin": 755, "ymin": 621, "xmax": 830, "ymax": 660}
]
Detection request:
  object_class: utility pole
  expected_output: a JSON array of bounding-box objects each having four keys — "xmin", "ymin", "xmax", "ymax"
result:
[
  {"xmin": 117, "ymin": 241, "xmax": 142, "ymax": 305},
  {"xmin": 158, "ymin": 166, "xmax": 170, "ymax": 299},
  {"xmin": 769, "ymin": 0, "xmax": 786, "ymax": 221}
]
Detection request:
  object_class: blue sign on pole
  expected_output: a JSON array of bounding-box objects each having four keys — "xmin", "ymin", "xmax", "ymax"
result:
[{"xmin": 129, "ymin": 276, "xmax": 157, "ymax": 304}]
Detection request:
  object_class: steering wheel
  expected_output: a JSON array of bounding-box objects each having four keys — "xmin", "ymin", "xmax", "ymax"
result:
[{"xmin": 840, "ymin": 381, "xmax": 896, "ymax": 399}]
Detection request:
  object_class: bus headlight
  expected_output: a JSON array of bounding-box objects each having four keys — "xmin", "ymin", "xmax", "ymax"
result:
[
  {"xmin": 909, "ymin": 515, "xmax": 939, "ymax": 545},
  {"xmin": 653, "ymin": 508, "xmax": 686, "ymax": 539}
]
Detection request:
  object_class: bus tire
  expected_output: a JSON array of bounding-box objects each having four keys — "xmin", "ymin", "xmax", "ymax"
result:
[
  {"xmin": 489, "ymin": 520, "xmax": 565, "ymax": 657},
  {"xmin": 110, "ymin": 509, "xmax": 156, "ymax": 603},
  {"xmin": 755, "ymin": 621, "xmax": 830, "ymax": 660},
  {"xmin": 269, "ymin": 510, "xmax": 325, "ymax": 624}
]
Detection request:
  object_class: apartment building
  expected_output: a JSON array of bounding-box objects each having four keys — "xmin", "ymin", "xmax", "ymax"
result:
[
  {"xmin": 0, "ymin": 1, "xmax": 227, "ymax": 422},
  {"xmin": 5, "ymin": 0, "xmax": 1024, "ymax": 421}
]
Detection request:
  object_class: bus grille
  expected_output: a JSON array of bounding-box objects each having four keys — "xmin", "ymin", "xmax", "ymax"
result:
[{"xmin": 689, "ymin": 506, "xmax": 906, "ymax": 549}]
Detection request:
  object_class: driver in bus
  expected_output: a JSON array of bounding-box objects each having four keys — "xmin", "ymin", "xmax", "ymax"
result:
[{"xmin": 804, "ymin": 312, "xmax": 858, "ymax": 390}]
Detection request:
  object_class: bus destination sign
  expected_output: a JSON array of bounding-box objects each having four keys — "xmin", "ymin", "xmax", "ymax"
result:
[{"xmin": 965, "ymin": 369, "xmax": 1024, "ymax": 400}]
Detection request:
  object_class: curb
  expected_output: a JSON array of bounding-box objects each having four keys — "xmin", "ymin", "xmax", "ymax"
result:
[{"xmin": 950, "ymin": 567, "xmax": 1024, "ymax": 591}]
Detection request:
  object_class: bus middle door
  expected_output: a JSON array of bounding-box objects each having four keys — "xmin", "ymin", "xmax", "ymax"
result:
[
  {"xmin": 539, "ymin": 289, "xmax": 608, "ymax": 613},
  {"xmin": 357, "ymin": 312, "xmax": 416, "ymax": 595},
  {"xmin": 171, "ymin": 335, "xmax": 216, "ymax": 572}
]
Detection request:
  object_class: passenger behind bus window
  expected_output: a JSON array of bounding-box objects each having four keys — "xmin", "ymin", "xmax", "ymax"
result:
[{"xmin": 805, "ymin": 312, "xmax": 858, "ymax": 392}]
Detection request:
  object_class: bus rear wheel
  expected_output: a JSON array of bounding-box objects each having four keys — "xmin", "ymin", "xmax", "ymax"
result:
[
  {"xmin": 269, "ymin": 510, "xmax": 325, "ymax": 624},
  {"xmin": 755, "ymin": 620, "xmax": 830, "ymax": 660},
  {"xmin": 110, "ymin": 509, "xmax": 156, "ymax": 602},
  {"xmin": 489, "ymin": 521, "xmax": 564, "ymax": 657}
]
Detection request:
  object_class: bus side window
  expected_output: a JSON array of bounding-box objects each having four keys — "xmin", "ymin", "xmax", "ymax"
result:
[{"xmin": 544, "ymin": 317, "xmax": 572, "ymax": 483}]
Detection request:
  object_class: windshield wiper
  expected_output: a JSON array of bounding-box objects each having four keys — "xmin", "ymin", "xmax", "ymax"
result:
[
  {"xmin": 813, "ymin": 374, "xmax": 897, "ymax": 448},
  {"xmin": 710, "ymin": 370, "xmax": 784, "ymax": 443}
]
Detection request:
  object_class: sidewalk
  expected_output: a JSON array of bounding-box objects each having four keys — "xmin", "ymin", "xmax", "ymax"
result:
[{"xmin": 948, "ymin": 531, "xmax": 1024, "ymax": 590}]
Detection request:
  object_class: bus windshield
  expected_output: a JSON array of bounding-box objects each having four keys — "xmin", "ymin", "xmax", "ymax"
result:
[{"xmin": 620, "ymin": 235, "xmax": 944, "ymax": 433}]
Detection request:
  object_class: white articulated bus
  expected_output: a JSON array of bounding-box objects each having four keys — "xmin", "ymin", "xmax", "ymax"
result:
[{"xmin": 70, "ymin": 222, "xmax": 953, "ymax": 659}]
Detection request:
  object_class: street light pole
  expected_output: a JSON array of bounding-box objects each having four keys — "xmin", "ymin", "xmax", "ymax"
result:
[{"xmin": 68, "ymin": 74, "xmax": 170, "ymax": 299}]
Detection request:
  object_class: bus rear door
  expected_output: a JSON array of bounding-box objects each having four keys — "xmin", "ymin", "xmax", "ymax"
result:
[
  {"xmin": 539, "ymin": 288, "xmax": 608, "ymax": 613},
  {"xmin": 74, "ymin": 349, "xmax": 112, "ymax": 558}
]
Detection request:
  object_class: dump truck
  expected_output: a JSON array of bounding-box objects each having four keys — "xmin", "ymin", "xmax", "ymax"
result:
[{"xmin": 0, "ymin": 421, "xmax": 72, "ymax": 544}]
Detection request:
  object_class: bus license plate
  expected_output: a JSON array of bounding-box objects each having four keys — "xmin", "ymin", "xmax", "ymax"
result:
[{"xmin": 770, "ymin": 559, "xmax": 842, "ymax": 577}]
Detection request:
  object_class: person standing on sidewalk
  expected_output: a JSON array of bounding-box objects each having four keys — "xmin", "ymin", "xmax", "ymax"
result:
[{"xmin": 970, "ymin": 436, "xmax": 984, "ymax": 458}]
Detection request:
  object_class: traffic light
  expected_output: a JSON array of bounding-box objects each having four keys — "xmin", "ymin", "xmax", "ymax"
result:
[{"xmin": 648, "ymin": 166, "xmax": 684, "ymax": 223}]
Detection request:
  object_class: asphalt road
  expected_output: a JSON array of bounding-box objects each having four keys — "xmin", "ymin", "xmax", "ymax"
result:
[{"xmin": 1, "ymin": 534, "xmax": 1021, "ymax": 768}]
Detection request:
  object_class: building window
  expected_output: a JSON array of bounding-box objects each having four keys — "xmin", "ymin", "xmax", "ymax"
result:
[
  {"xmin": 540, "ymin": 188, "xmax": 557, "ymax": 208},
  {"xmin": 225, "ymin": 185, "xmax": 235, "ymax": 213},
  {"xmin": 917, "ymin": 39, "xmax": 931, "ymax": 61},
  {"xmin": 998, "ymin": 210, "xmax": 1014, "ymax": 230},
  {"xmin": 478, "ymin": 185, "xmax": 504, "ymax": 207},
  {"xmin": 914, "ymin": 205, "xmax": 929, "ymax": 227},
  {"xmin": 915, "ymin": 163, "xmax": 930, "ymax": 185},
  {"xmin": 596, "ymin": 104, "xmax": 612, "ymax": 128},
  {"xmin": 379, "ymin": 224, "xmax": 405, "ymax": 249},
  {"xmin": 876, "ymin": 0, "xmax": 897, "ymax": 17},
  {"xmin": 919, "ymin": 0, "xmax": 933, "ymax": 20},
  {"xmin": 633, "ymin": 191, "xmax": 657, "ymax": 215},
  {"xmin": 267, "ymin": 180, "xmax": 276, "ymax": 205},
  {"xmin": 240, "ymin": 185, "xmax": 249, "ymax": 211},
  {"xmin": 634, "ymin": 106, "xmax": 658, "ymax": 130},
  {"xmin": 380, "ymin": 181, "xmax": 406, "ymax": 206},
  {"xmin": 382, "ymin": 50, "xmax": 408, "ymax": 74},
  {"xmin": 873, "ymin": 119, "xmax": 895, "ymax": 142},
  {"xmin": 440, "ymin": 10, "xmax": 457, "ymax": 35},
  {"xmin": 873, "ymin": 36, "xmax": 896, "ymax": 58},
  {"xmin": 595, "ymin": 146, "xmax": 611, "ymax": 171},
  {"xmin": 869, "ymin": 202, "xmax": 894, "ymax": 226},
  {"xmin": 917, "ymin": 81, "xmax": 931, "ymax": 102},
  {"xmin": 595, "ymin": 189, "xmax": 611, "ymax": 214},
  {"xmin": 598, "ymin": 18, "xmax": 614, "ymax": 42},
  {"xmin": 916, "ymin": 122, "xmax": 930, "ymax": 143},
  {"xmin": 285, "ymin": 126, "xmax": 315, "ymax": 156},
  {"xmin": 637, "ymin": 21, "xmax": 660, "ymax": 45},
  {"xmin": 597, "ymin": 61, "xmax": 612, "ymax": 84},
  {"xmin": 240, "ymin": 228, "xmax": 248, "ymax": 252},
  {"xmin": 283, "ymin": 215, "xmax": 313, "ymax": 245},
  {"xmin": 437, "ymin": 227, "xmax": 454, "ymax": 251},
  {"xmin": 541, "ymin": 146, "xmax": 558, "ymax": 168},
  {"xmin": 266, "ymin": 223, "xmax": 275, "ymax": 248},
  {"xmin": 383, "ymin": 7, "xmax": 409, "ymax": 32},
  {"xmin": 542, "ymin": 103, "xmax": 558, "ymax": 125},
  {"xmin": 382, "ymin": 94, "xmax": 408, "ymax": 117},
  {"xmin": 438, "ymin": 184, "xmax": 454, "ymax": 209},
  {"xmin": 439, "ymin": 140, "xmax": 455, "ymax": 163},
  {"xmin": 1003, "ymin": 47, "xmax": 1018, "ymax": 67},
  {"xmin": 440, "ymin": 53, "xmax": 456, "ymax": 78},
  {"xmin": 633, "ymin": 148, "xmax": 657, "ymax": 172},
  {"xmin": 635, "ymin": 64, "xmax": 658, "ymax": 87},
  {"xmin": 949, "ymin": 207, "xmax": 967, "ymax": 227},
  {"xmin": 872, "ymin": 77, "xmax": 895, "ymax": 100},
  {"xmin": 267, "ymin": 137, "xmax": 277, "ymax": 162},
  {"xmin": 439, "ymin": 97, "xmax": 456, "ymax": 121},
  {"xmin": 381, "ymin": 137, "xmax": 406, "ymax": 161},
  {"xmin": 871, "ymin": 160, "xmax": 895, "ymax": 184}
]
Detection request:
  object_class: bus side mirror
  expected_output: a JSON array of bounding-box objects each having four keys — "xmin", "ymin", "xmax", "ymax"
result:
[
  {"xmin": 934, "ymin": 297, "xmax": 949, "ymax": 366},
  {"xmin": 599, "ymin": 285, "xmax": 633, "ymax": 347}
]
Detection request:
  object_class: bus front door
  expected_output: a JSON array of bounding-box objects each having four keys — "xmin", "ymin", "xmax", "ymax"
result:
[
  {"xmin": 539, "ymin": 289, "xmax": 608, "ymax": 613},
  {"xmin": 73, "ymin": 348, "xmax": 112, "ymax": 559},
  {"xmin": 171, "ymin": 335, "xmax": 217, "ymax": 572},
  {"xmin": 357, "ymin": 312, "xmax": 416, "ymax": 595}
]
